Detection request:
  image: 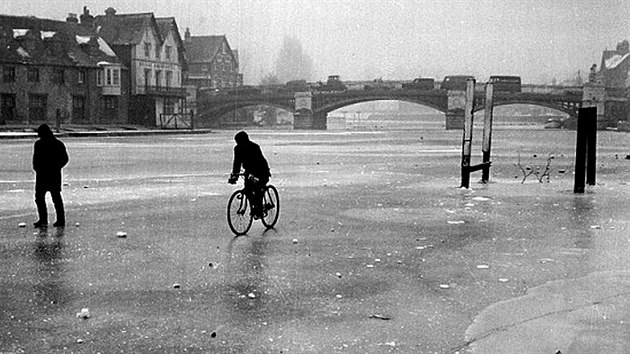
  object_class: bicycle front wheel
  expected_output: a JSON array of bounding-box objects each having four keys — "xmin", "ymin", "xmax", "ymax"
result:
[
  {"xmin": 261, "ymin": 185, "xmax": 280, "ymax": 229},
  {"xmin": 227, "ymin": 190, "xmax": 253, "ymax": 235}
]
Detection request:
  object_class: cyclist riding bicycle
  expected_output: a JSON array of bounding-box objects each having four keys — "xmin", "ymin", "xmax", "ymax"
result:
[{"xmin": 228, "ymin": 131, "xmax": 271, "ymax": 219}]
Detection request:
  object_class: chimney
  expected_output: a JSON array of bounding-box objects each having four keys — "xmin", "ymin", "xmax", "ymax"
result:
[
  {"xmin": 184, "ymin": 27, "xmax": 191, "ymax": 41},
  {"xmin": 66, "ymin": 13, "xmax": 78, "ymax": 23},
  {"xmin": 80, "ymin": 6, "xmax": 94, "ymax": 27}
]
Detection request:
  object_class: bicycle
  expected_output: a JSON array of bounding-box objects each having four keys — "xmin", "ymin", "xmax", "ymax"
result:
[{"xmin": 227, "ymin": 174, "xmax": 280, "ymax": 236}]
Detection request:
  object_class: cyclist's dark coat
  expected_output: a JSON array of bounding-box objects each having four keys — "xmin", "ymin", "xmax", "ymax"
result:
[{"xmin": 231, "ymin": 140, "xmax": 270, "ymax": 178}]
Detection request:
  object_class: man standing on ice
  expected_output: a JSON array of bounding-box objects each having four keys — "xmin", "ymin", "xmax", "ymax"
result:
[{"xmin": 32, "ymin": 124, "xmax": 69, "ymax": 227}]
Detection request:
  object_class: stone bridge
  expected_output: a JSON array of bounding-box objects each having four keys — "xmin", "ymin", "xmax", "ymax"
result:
[{"xmin": 196, "ymin": 83, "xmax": 625, "ymax": 130}]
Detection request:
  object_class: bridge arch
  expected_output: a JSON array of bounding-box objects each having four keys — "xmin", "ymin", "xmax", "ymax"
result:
[
  {"xmin": 313, "ymin": 93, "xmax": 448, "ymax": 116},
  {"xmin": 196, "ymin": 99, "xmax": 295, "ymax": 124},
  {"xmin": 474, "ymin": 99, "xmax": 579, "ymax": 118}
]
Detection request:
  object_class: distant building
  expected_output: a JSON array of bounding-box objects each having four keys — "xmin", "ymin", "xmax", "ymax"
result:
[
  {"xmin": 599, "ymin": 39, "xmax": 630, "ymax": 88},
  {"xmin": 183, "ymin": 29, "xmax": 242, "ymax": 90},
  {"xmin": 0, "ymin": 13, "xmax": 125, "ymax": 125},
  {"xmin": 91, "ymin": 7, "xmax": 187, "ymax": 126}
]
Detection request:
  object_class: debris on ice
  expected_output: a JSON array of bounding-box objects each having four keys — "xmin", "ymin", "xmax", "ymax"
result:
[{"xmin": 76, "ymin": 308, "xmax": 90, "ymax": 319}]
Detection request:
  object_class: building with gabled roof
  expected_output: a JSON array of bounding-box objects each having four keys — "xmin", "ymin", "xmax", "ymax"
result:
[
  {"xmin": 90, "ymin": 7, "xmax": 187, "ymax": 127},
  {"xmin": 0, "ymin": 13, "xmax": 126, "ymax": 125},
  {"xmin": 183, "ymin": 29, "xmax": 242, "ymax": 90},
  {"xmin": 599, "ymin": 39, "xmax": 630, "ymax": 88}
]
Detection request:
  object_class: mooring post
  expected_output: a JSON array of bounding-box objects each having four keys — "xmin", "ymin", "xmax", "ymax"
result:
[
  {"xmin": 460, "ymin": 78, "xmax": 476, "ymax": 188},
  {"xmin": 481, "ymin": 82, "xmax": 494, "ymax": 183},
  {"xmin": 574, "ymin": 107, "xmax": 596, "ymax": 193}
]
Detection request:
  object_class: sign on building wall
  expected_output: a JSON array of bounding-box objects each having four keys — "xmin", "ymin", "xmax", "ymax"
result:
[
  {"xmin": 447, "ymin": 91, "xmax": 466, "ymax": 110},
  {"xmin": 295, "ymin": 92, "xmax": 312, "ymax": 111}
]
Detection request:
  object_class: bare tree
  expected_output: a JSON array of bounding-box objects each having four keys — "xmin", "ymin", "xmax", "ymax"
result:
[
  {"xmin": 274, "ymin": 36, "xmax": 313, "ymax": 83},
  {"xmin": 260, "ymin": 73, "xmax": 280, "ymax": 86}
]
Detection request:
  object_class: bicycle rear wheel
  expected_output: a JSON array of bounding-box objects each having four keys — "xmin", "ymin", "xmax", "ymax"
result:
[
  {"xmin": 227, "ymin": 190, "xmax": 253, "ymax": 235},
  {"xmin": 261, "ymin": 185, "xmax": 280, "ymax": 229}
]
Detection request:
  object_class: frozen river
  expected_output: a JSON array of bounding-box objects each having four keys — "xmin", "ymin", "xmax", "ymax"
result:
[{"xmin": 1, "ymin": 127, "xmax": 629, "ymax": 353}]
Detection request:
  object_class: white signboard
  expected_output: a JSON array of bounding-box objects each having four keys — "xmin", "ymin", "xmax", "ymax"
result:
[{"xmin": 295, "ymin": 92, "xmax": 312, "ymax": 111}]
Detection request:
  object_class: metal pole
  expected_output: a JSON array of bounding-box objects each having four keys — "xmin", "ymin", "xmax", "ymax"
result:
[
  {"xmin": 586, "ymin": 107, "xmax": 597, "ymax": 185},
  {"xmin": 481, "ymin": 82, "xmax": 494, "ymax": 183},
  {"xmin": 460, "ymin": 78, "xmax": 476, "ymax": 188}
]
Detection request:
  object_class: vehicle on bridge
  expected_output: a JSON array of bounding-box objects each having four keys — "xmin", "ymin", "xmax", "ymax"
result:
[
  {"xmin": 285, "ymin": 80, "xmax": 310, "ymax": 92},
  {"xmin": 364, "ymin": 78, "xmax": 403, "ymax": 90},
  {"xmin": 489, "ymin": 75, "xmax": 522, "ymax": 92},
  {"xmin": 402, "ymin": 77, "xmax": 436, "ymax": 90},
  {"xmin": 313, "ymin": 75, "xmax": 347, "ymax": 93},
  {"xmin": 440, "ymin": 75, "xmax": 475, "ymax": 90}
]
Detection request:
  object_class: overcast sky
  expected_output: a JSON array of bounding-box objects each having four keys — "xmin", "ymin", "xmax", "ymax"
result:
[{"xmin": 2, "ymin": 0, "xmax": 628, "ymax": 84}]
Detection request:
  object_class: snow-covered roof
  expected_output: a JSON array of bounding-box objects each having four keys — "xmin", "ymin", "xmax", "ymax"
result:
[
  {"xmin": 97, "ymin": 37, "xmax": 117, "ymax": 57},
  {"xmin": 40, "ymin": 31, "xmax": 56, "ymax": 40},
  {"xmin": 76, "ymin": 35, "xmax": 91, "ymax": 45},
  {"xmin": 605, "ymin": 53, "xmax": 630, "ymax": 69},
  {"xmin": 17, "ymin": 47, "xmax": 30, "ymax": 58},
  {"xmin": 12, "ymin": 29, "xmax": 28, "ymax": 38}
]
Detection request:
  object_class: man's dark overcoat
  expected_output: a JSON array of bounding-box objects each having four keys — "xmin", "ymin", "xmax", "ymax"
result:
[{"xmin": 33, "ymin": 131, "xmax": 68, "ymax": 191}]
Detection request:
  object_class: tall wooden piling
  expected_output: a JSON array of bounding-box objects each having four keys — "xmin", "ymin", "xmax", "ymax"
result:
[
  {"xmin": 481, "ymin": 83, "xmax": 494, "ymax": 183},
  {"xmin": 460, "ymin": 78, "xmax": 476, "ymax": 188}
]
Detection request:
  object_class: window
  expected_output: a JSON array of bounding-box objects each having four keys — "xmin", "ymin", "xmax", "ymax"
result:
[
  {"xmin": 3, "ymin": 66, "xmax": 16, "ymax": 82},
  {"xmin": 112, "ymin": 68, "xmax": 119, "ymax": 86},
  {"xmin": 104, "ymin": 96, "xmax": 118, "ymax": 110},
  {"xmin": 155, "ymin": 70, "xmax": 162, "ymax": 87},
  {"xmin": 27, "ymin": 67, "xmax": 40, "ymax": 82},
  {"xmin": 1, "ymin": 94, "xmax": 17, "ymax": 121},
  {"xmin": 78, "ymin": 70, "xmax": 85, "ymax": 83},
  {"xmin": 165, "ymin": 71, "xmax": 172, "ymax": 88},
  {"xmin": 165, "ymin": 45, "xmax": 171, "ymax": 60},
  {"xmin": 53, "ymin": 68, "xmax": 64, "ymax": 85},
  {"xmin": 163, "ymin": 98, "xmax": 175, "ymax": 114},
  {"xmin": 102, "ymin": 67, "xmax": 120, "ymax": 86},
  {"xmin": 144, "ymin": 69, "xmax": 151, "ymax": 87},
  {"xmin": 28, "ymin": 94, "xmax": 48, "ymax": 121},
  {"xmin": 97, "ymin": 70, "xmax": 103, "ymax": 86},
  {"xmin": 155, "ymin": 44, "xmax": 160, "ymax": 59},
  {"xmin": 144, "ymin": 43, "xmax": 151, "ymax": 58}
]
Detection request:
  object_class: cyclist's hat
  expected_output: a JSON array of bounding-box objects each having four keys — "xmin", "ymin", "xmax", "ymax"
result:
[{"xmin": 235, "ymin": 131, "xmax": 249, "ymax": 144}]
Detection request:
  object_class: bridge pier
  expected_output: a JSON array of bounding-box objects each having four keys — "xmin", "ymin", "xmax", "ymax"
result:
[
  {"xmin": 293, "ymin": 110, "xmax": 327, "ymax": 130},
  {"xmin": 446, "ymin": 90, "xmax": 466, "ymax": 130},
  {"xmin": 582, "ymin": 83, "xmax": 607, "ymax": 129}
]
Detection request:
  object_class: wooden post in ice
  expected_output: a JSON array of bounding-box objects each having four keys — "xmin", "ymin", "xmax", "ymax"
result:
[
  {"xmin": 481, "ymin": 82, "xmax": 494, "ymax": 183},
  {"xmin": 460, "ymin": 78, "xmax": 476, "ymax": 188},
  {"xmin": 574, "ymin": 107, "xmax": 597, "ymax": 193}
]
